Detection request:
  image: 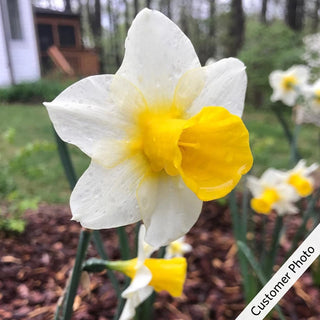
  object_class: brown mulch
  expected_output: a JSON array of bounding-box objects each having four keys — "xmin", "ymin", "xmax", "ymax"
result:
[{"xmin": 0, "ymin": 201, "xmax": 319, "ymax": 320}]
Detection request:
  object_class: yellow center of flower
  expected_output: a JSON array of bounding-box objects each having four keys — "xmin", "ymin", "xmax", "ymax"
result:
[
  {"xmin": 314, "ymin": 89, "xmax": 320, "ymax": 105},
  {"xmin": 281, "ymin": 75, "xmax": 298, "ymax": 91},
  {"xmin": 119, "ymin": 257, "xmax": 187, "ymax": 297},
  {"xmin": 250, "ymin": 188, "xmax": 280, "ymax": 214},
  {"xmin": 169, "ymin": 241, "xmax": 183, "ymax": 256},
  {"xmin": 135, "ymin": 106, "xmax": 253, "ymax": 201},
  {"xmin": 288, "ymin": 173, "xmax": 313, "ymax": 197}
]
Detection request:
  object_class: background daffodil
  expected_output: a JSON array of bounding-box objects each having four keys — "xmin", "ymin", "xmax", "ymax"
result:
[
  {"xmin": 277, "ymin": 160, "xmax": 318, "ymax": 197},
  {"xmin": 269, "ymin": 65, "xmax": 309, "ymax": 106},
  {"xmin": 164, "ymin": 236, "xmax": 192, "ymax": 259},
  {"xmin": 247, "ymin": 169, "xmax": 299, "ymax": 215},
  {"xmin": 118, "ymin": 225, "xmax": 187, "ymax": 320},
  {"xmin": 44, "ymin": 8, "xmax": 252, "ymax": 247}
]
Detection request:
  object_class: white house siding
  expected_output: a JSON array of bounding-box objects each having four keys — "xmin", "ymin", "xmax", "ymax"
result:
[
  {"xmin": 0, "ymin": 0, "xmax": 40, "ymax": 87},
  {"xmin": 0, "ymin": 4, "xmax": 12, "ymax": 87}
]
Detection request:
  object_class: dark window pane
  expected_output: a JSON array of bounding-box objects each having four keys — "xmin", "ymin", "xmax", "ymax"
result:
[
  {"xmin": 7, "ymin": 0, "xmax": 22, "ymax": 39},
  {"xmin": 37, "ymin": 24, "xmax": 54, "ymax": 51},
  {"xmin": 58, "ymin": 25, "xmax": 76, "ymax": 47}
]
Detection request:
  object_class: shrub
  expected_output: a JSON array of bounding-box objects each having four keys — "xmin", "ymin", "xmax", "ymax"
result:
[
  {"xmin": 0, "ymin": 79, "xmax": 72, "ymax": 103},
  {"xmin": 239, "ymin": 20, "xmax": 304, "ymax": 108}
]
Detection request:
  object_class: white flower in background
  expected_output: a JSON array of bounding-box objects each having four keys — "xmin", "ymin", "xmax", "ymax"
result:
[
  {"xmin": 269, "ymin": 65, "xmax": 310, "ymax": 106},
  {"xmin": 295, "ymin": 104, "xmax": 320, "ymax": 126},
  {"xmin": 44, "ymin": 8, "xmax": 252, "ymax": 247},
  {"xmin": 278, "ymin": 160, "xmax": 318, "ymax": 197},
  {"xmin": 205, "ymin": 57, "xmax": 216, "ymax": 66},
  {"xmin": 117, "ymin": 225, "xmax": 187, "ymax": 320},
  {"xmin": 302, "ymin": 33, "xmax": 320, "ymax": 69},
  {"xmin": 302, "ymin": 79, "xmax": 320, "ymax": 113},
  {"xmin": 247, "ymin": 169, "xmax": 299, "ymax": 215},
  {"xmin": 164, "ymin": 236, "xmax": 192, "ymax": 259}
]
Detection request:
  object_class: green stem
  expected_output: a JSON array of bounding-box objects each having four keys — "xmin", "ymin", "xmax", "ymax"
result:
[
  {"xmin": 117, "ymin": 226, "xmax": 131, "ymax": 260},
  {"xmin": 291, "ymin": 124, "xmax": 301, "ymax": 165},
  {"xmin": 53, "ymin": 129, "xmax": 77, "ymax": 189},
  {"xmin": 271, "ymin": 106, "xmax": 301, "ymax": 164},
  {"xmin": 286, "ymin": 188, "xmax": 320, "ymax": 259},
  {"xmin": 229, "ymin": 191, "xmax": 250, "ymax": 302},
  {"xmin": 271, "ymin": 106, "xmax": 293, "ymax": 146},
  {"xmin": 62, "ymin": 229, "xmax": 92, "ymax": 320},
  {"xmin": 259, "ymin": 215, "xmax": 268, "ymax": 268},
  {"xmin": 82, "ymin": 258, "xmax": 131, "ymax": 320},
  {"xmin": 266, "ymin": 216, "xmax": 283, "ymax": 278},
  {"xmin": 92, "ymin": 231, "xmax": 121, "ymax": 298},
  {"xmin": 237, "ymin": 241, "xmax": 286, "ymax": 320}
]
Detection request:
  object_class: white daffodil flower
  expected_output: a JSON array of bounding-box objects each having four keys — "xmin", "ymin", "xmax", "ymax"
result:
[
  {"xmin": 44, "ymin": 8, "xmax": 252, "ymax": 247},
  {"xmin": 247, "ymin": 169, "xmax": 299, "ymax": 215},
  {"xmin": 303, "ymin": 79, "xmax": 320, "ymax": 113},
  {"xmin": 269, "ymin": 65, "xmax": 310, "ymax": 106},
  {"xmin": 118, "ymin": 225, "xmax": 187, "ymax": 320},
  {"xmin": 295, "ymin": 104, "xmax": 320, "ymax": 126},
  {"xmin": 205, "ymin": 57, "xmax": 216, "ymax": 66},
  {"xmin": 277, "ymin": 160, "xmax": 318, "ymax": 197},
  {"xmin": 164, "ymin": 236, "xmax": 192, "ymax": 259}
]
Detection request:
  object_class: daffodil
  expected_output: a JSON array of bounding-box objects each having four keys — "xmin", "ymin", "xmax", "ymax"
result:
[
  {"xmin": 247, "ymin": 169, "xmax": 299, "ymax": 215},
  {"xmin": 278, "ymin": 160, "xmax": 318, "ymax": 197},
  {"xmin": 44, "ymin": 8, "xmax": 252, "ymax": 246},
  {"xmin": 303, "ymin": 79, "xmax": 320, "ymax": 113},
  {"xmin": 164, "ymin": 236, "xmax": 192, "ymax": 259},
  {"xmin": 269, "ymin": 65, "xmax": 309, "ymax": 106},
  {"xmin": 114, "ymin": 225, "xmax": 187, "ymax": 320},
  {"xmin": 295, "ymin": 104, "xmax": 320, "ymax": 127}
]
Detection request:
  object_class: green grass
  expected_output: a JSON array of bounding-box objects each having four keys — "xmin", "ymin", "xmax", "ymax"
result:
[
  {"xmin": 243, "ymin": 105, "xmax": 320, "ymax": 175},
  {"xmin": 0, "ymin": 104, "xmax": 89, "ymax": 203},
  {"xmin": 0, "ymin": 103, "xmax": 319, "ymax": 204}
]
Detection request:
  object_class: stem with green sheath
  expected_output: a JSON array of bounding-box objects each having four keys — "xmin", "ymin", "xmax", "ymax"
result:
[
  {"xmin": 237, "ymin": 241, "xmax": 286, "ymax": 320},
  {"xmin": 229, "ymin": 191, "xmax": 252, "ymax": 302},
  {"xmin": 53, "ymin": 129, "xmax": 121, "ymax": 318},
  {"xmin": 61, "ymin": 229, "xmax": 92, "ymax": 320}
]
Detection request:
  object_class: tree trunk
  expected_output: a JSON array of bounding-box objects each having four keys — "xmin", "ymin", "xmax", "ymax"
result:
[
  {"xmin": 107, "ymin": 0, "xmax": 121, "ymax": 69},
  {"xmin": 123, "ymin": 0, "xmax": 130, "ymax": 33},
  {"xmin": 260, "ymin": 0, "xmax": 268, "ymax": 24},
  {"xmin": 312, "ymin": 0, "xmax": 320, "ymax": 30},
  {"xmin": 285, "ymin": 0, "xmax": 304, "ymax": 31},
  {"xmin": 207, "ymin": 0, "xmax": 216, "ymax": 57},
  {"xmin": 167, "ymin": 0, "xmax": 171, "ymax": 19},
  {"xmin": 64, "ymin": 0, "xmax": 71, "ymax": 12},
  {"xmin": 93, "ymin": 0, "xmax": 101, "ymax": 39},
  {"xmin": 134, "ymin": 0, "xmax": 139, "ymax": 16},
  {"xmin": 227, "ymin": 0, "xmax": 245, "ymax": 57},
  {"xmin": 179, "ymin": 0, "xmax": 190, "ymax": 38}
]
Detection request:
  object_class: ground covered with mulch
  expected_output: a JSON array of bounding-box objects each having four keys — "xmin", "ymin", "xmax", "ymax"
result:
[{"xmin": 0, "ymin": 201, "xmax": 319, "ymax": 320}]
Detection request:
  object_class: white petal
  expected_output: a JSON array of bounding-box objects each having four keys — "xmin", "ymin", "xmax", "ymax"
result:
[
  {"xmin": 110, "ymin": 75, "xmax": 148, "ymax": 123},
  {"xmin": 92, "ymin": 139, "xmax": 131, "ymax": 169},
  {"xmin": 138, "ymin": 173, "xmax": 202, "ymax": 247},
  {"xmin": 122, "ymin": 265, "xmax": 152, "ymax": 297},
  {"xmin": 70, "ymin": 158, "xmax": 147, "ymax": 229},
  {"xmin": 120, "ymin": 286, "xmax": 153, "ymax": 320},
  {"xmin": 175, "ymin": 58, "xmax": 247, "ymax": 118},
  {"xmin": 117, "ymin": 8, "xmax": 200, "ymax": 107},
  {"xmin": 136, "ymin": 225, "xmax": 156, "ymax": 265},
  {"xmin": 282, "ymin": 90, "xmax": 297, "ymax": 106},
  {"xmin": 261, "ymin": 168, "xmax": 283, "ymax": 185},
  {"xmin": 246, "ymin": 176, "xmax": 263, "ymax": 197},
  {"xmin": 269, "ymin": 70, "xmax": 283, "ymax": 89},
  {"xmin": 44, "ymin": 75, "xmax": 128, "ymax": 157},
  {"xmin": 182, "ymin": 243, "xmax": 193, "ymax": 254},
  {"xmin": 288, "ymin": 65, "xmax": 310, "ymax": 84}
]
